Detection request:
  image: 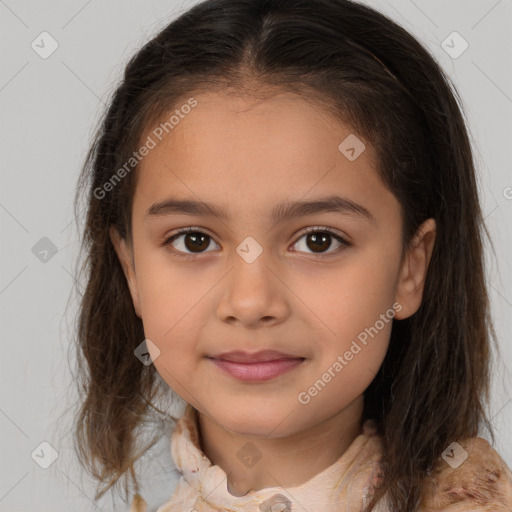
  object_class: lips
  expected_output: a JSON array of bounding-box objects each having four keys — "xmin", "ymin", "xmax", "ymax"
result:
[
  {"xmin": 207, "ymin": 350, "xmax": 305, "ymax": 381},
  {"xmin": 209, "ymin": 349, "xmax": 302, "ymax": 363}
]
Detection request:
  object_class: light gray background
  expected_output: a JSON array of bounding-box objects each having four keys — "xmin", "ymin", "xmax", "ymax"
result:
[{"xmin": 0, "ymin": 0, "xmax": 511, "ymax": 511}]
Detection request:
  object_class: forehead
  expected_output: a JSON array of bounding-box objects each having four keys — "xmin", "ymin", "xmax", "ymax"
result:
[
  {"xmin": 142, "ymin": 90, "xmax": 374, "ymax": 163},
  {"xmin": 133, "ymin": 90, "xmax": 395, "ymax": 223}
]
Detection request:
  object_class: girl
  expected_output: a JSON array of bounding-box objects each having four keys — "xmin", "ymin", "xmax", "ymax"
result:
[{"xmin": 72, "ymin": 0, "xmax": 512, "ymax": 511}]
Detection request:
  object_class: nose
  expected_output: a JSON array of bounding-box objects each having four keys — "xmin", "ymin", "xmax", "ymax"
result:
[{"xmin": 215, "ymin": 246, "xmax": 290, "ymax": 328}]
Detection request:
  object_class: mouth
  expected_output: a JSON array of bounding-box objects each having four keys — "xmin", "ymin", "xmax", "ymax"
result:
[{"xmin": 207, "ymin": 350, "xmax": 306, "ymax": 381}]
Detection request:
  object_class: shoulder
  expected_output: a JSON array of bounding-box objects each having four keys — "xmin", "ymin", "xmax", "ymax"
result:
[{"xmin": 419, "ymin": 437, "xmax": 512, "ymax": 512}]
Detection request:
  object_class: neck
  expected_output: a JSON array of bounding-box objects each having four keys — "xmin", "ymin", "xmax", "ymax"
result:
[{"xmin": 196, "ymin": 396, "xmax": 364, "ymax": 496}]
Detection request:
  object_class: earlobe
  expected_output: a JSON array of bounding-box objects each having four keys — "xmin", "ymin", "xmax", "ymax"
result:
[
  {"xmin": 393, "ymin": 218, "xmax": 436, "ymax": 320},
  {"xmin": 109, "ymin": 225, "xmax": 142, "ymax": 318}
]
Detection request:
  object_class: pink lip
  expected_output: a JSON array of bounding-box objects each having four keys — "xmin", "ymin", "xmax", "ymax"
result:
[
  {"xmin": 210, "ymin": 349, "xmax": 301, "ymax": 363},
  {"xmin": 209, "ymin": 357, "xmax": 305, "ymax": 381}
]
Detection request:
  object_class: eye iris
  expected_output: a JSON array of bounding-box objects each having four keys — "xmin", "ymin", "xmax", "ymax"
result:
[
  {"xmin": 307, "ymin": 232, "xmax": 331, "ymax": 252},
  {"xmin": 185, "ymin": 232, "xmax": 209, "ymax": 252}
]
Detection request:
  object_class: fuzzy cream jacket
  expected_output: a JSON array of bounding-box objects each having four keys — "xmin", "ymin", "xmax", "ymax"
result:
[{"xmin": 128, "ymin": 404, "xmax": 512, "ymax": 512}]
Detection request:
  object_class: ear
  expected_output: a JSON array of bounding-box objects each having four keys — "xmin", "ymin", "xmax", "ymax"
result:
[
  {"xmin": 109, "ymin": 225, "xmax": 142, "ymax": 318},
  {"xmin": 393, "ymin": 218, "xmax": 436, "ymax": 320}
]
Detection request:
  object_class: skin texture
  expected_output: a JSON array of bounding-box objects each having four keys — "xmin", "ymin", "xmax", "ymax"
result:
[{"xmin": 110, "ymin": 90, "xmax": 436, "ymax": 496}]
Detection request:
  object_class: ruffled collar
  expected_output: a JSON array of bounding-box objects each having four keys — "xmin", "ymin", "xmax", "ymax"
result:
[{"xmin": 169, "ymin": 403, "xmax": 386, "ymax": 512}]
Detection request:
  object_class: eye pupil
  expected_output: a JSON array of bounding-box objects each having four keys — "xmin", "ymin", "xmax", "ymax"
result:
[
  {"xmin": 185, "ymin": 233, "xmax": 209, "ymax": 252},
  {"xmin": 307, "ymin": 232, "xmax": 332, "ymax": 252}
]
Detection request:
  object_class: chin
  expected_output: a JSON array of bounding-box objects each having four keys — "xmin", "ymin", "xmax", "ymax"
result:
[{"xmin": 214, "ymin": 403, "xmax": 304, "ymax": 438}]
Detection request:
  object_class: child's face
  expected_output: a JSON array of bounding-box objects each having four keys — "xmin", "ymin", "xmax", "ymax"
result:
[{"xmin": 111, "ymin": 90, "xmax": 435, "ymax": 436}]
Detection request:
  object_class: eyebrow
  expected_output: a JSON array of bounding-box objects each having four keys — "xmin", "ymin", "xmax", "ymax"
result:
[{"xmin": 146, "ymin": 195, "xmax": 375, "ymax": 224}]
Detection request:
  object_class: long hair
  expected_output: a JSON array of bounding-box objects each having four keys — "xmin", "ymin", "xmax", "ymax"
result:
[{"xmin": 72, "ymin": 0, "xmax": 497, "ymax": 509}]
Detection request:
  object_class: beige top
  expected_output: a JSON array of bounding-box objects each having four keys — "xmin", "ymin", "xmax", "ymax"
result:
[{"xmin": 129, "ymin": 404, "xmax": 512, "ymax": 512}]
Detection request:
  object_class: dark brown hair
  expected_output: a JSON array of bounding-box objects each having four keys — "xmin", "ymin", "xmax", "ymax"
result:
[{"xmin": 72, "ymin": 0, "xmax": 498, "ymax": 510}]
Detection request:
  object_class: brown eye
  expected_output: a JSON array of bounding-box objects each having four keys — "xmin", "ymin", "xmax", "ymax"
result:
[
  {"xmin": 307, "ymin": 232, "xmax": 332, "ymax": 252},
  {"xmin": 164, "ymin": 228, "xmax": 219, "ymax": 254},
  {"xmin": 163, "ymin": 226, "xmax": 349, "ymax": 258},
  {"xmin": 292, "ymin": 227, "xmax": 349, "ymax": 255}
]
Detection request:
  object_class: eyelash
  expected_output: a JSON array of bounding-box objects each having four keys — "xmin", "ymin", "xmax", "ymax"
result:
[{"xmin": 162, "ymin": 226, "xmax": 350, "ymax": 258}]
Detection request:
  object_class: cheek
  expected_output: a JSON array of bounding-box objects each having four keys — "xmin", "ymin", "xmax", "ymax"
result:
[
  {"xmin": 139, "ymin": 274, "xmax": 207, "ymax": 399},
  {"xmin": 135, "ymin": 251, "xmax": 209, "ymax": 335},
  {"xmin": 305, "ymin": 273, "xmax": 394, "ymax": 410},
  {"xmin": 134, "ymin": 254, "xmax": 220, "ymax": 393},
  {"xmin": 303, "ymin": 256, "xmax": 397, "ymax": 391},
  {"xmin": 304, "ymin": 257, "xmax": 398, "ymax": 344}
]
